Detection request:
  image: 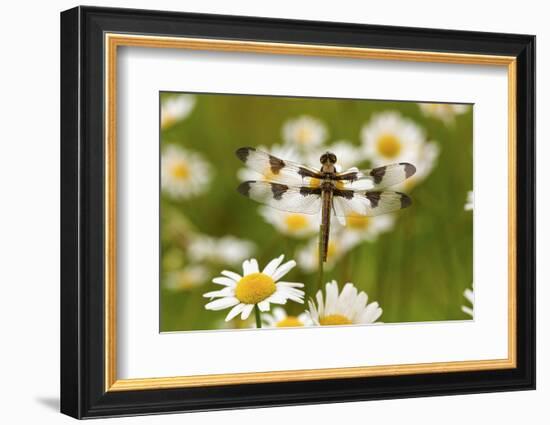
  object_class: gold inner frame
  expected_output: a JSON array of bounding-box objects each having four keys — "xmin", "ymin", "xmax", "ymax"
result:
[{"xmin": 104, "ymin": 33, "xmax": 517, "ymax": 392}]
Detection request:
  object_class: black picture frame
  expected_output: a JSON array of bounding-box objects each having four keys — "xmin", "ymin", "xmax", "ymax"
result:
[{"xmin": 60, "ymin": 5, "xmax": 535, "ymax": 419}]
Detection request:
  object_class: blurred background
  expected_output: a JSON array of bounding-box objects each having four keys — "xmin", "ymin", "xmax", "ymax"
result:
[{"xmin": 159, "ymin": 91, "xmax": 473, "ymax": 332}]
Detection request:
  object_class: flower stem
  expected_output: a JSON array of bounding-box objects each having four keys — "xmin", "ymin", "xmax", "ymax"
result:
[
  {"xmin": 317, "ymin": 256, "xmax": 324, "ymax": 294},
  {"xmin": 254, "ymin": 305, "xmax": 262, "ymax": 328}
]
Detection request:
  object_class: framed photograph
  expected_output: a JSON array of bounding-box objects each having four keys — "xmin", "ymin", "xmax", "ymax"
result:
[{"xmin": 60, "ymin": 6, "xmax": 535, "ymax": 419}]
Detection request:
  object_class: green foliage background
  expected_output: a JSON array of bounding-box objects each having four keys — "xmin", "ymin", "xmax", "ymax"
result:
[{"xmin": 160, "ymin": 92, "xmax": 473, "ymax": 332}]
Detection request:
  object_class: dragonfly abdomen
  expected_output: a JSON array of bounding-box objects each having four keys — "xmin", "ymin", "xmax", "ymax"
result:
[{"xmin": 320, "ymin": 185, "xmax": 333, "ymax": 263}]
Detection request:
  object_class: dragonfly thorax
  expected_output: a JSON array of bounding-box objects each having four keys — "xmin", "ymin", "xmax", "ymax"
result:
[{"xmin": 320, "ymin": 180, "xmax": 336, "ymax": 191}]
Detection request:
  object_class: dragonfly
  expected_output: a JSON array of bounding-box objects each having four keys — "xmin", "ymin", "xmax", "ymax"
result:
[{"xmin": 235, "ymin": 147, "xmax": 416, "ymax": 262}]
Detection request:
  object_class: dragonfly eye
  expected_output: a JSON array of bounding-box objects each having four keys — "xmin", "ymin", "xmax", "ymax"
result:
[{"xmin": 320, "ymin": 152, "xmax": 337, "ymax": 164}]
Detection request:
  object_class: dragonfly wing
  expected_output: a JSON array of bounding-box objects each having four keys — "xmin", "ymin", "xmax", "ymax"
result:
[
  {"xmin": 236, "ymin": 146, "xmax": 321, "ymax": 185},
  {"xmin": 332, "ymin": 189, "xmax": 412, "ymax": 217},
  {"xmin": 336, "ymin": 163, "xmax": 416, "ymax": 190},
  {"xmin": 237, "ymin": 181, "xmax": 322, "ymax": 215}
]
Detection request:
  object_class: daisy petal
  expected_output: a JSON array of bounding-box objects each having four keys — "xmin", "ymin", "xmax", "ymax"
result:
[
  {"xmin": 221, "ymin": 270, "xmax": 242, "ymax": 281},
  {"xmin": 276, "ymin": 281, "xmax": 304, "ymax": 288},
  {"xmin": 370, "ymin": 307, "xmax": 383, "ymax": 323},
  {"xmin": 241, "ymin": 304, "xmax": 254, "ymax": 320},
  {"xmin": 257, "ymin": 300, "xmax": 270, "ymax": 312},
  {"xmin": 351, "ymin": 292, "xmax": 368, "ymax": 318},
  {"xmin": 242, "ymin": 259, "xmax": 255, "ymax": 275},
  {"xmin": 202, "ymin": 287, "xmax": 234, "ymax": 298},
  {"xmin": 265, "ymin": 294, "xmax": 288, "ymax": 305},
  {"xmin": 249, "ymin": 258, "xmax": 260, "ymax": 274},
  {"xmin": 338, "ymin": 283, "xmax": 358, "ymax": 313},
  {"xmin": 325, "ymin": 281, "xmax": 339, "ymax": 315},
  {"xmin": 205, "ymin": 297, "xmax": 239, "ymax": 311},
  {"xmin": 287, "ymin": 296, "xmax": 304, "ymax": 304},
  {"xmin": 464, "ymin": 288, "xmax": 474, "ymax": 304},
  {"xmin": 361, "ymin": 302, "xmax": 381, "ymax": 323},
  {"xmin": 315, "ymin": 290, "xmax": 325, "ymax": 317},
  {"xmin": 462, "ymin": 306, "xmax": 474, "ymax": 317},
  {"xmin": 272, "ymin": 260, "xmax": 297, "ymax": 281},
  {"xmin": 262, "ymin": 254, "xmax": 284, "ymax": 277},
  {"xmin": 212, "ymin": 277, "xmax": 237, "ymax": 287},
  {"xmin": 225, "ymin": 303, "xmax": 246, "ymax": 321}
]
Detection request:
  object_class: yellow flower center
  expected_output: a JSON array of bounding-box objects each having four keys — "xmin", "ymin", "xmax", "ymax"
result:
[
  {"xmin": 319, "ymin": 314, "xmax": 352, "ymax": 326},
  {"xmin": 276, "ymin": 316, "xmax": 304, "ymax": 327},
  {"xmin": 296, "ymin": 127, "xmax": 312, "ymax": 145},
  {"xmin": 284, "ymin": 214, "xmax": 308, "ymax": 231},
  {"xmin": 235, "ymin": 272, "xmax": 276, "ymax": 304},
  {"xmin": 170, "ymin": 162, "xmax": 190, "ymax": 180},
  {"xmin": 346, "ymin": 212, "xmax": 371, "ymax": 230},
  {"xmin": 377, "ymin": 133, "xmax": 402, "ymax": 158}
]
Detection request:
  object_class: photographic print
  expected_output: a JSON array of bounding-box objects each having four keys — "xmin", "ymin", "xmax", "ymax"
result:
[{"xmin": 159, "ymin": 92, "xmax": 474, "ymax": 332}]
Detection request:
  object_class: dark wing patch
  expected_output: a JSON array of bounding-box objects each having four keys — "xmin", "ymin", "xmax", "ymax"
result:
[
  {"xmin": 333, "ymin": 188, "xmax": 354, "ymax": 200},
  {"xmin": 333, "ymin": 171, "xmax": 358, "ymax": 183},
  {"xmin": 402, "ymin": 162, "xmax": 416, "ymax": 178},
  {"xmin": 270, "ymin": 183, "xmax": 288, "ymax": 200},
  {"xmin": 268, "ymin": 155, "xmax": 285, "ymax": 174},
  {"xmin": 369, "ymin": 166, "xmax": 386, "ymax": 184},
  {"xmin": 332, "ymin": 190, "xmax": 412, "ymax": 217},
  {"xmin": 298, "ymin": 166, "xmax": 320, "ymax": 179},
  {"xmin": 300, "ymin": 186, "xmax": 322, "ymax": 197},
  {"xmin": 237, "ymin": 181, "xmax": 252, "ymax": 197},
  {"xmin": 236, "ymin": 146, "xmax": 254, "ymax": 162},
  {"xmin": 237, "ymin": 181, "xmax": 322, "ymax": 214},
  {"xmin": 336, "ymin": 163, "xmax": 416, "ymax": 190},
  {"xmin": 366, "ymin": 191, "xmax": 381, "ymax": 208}
]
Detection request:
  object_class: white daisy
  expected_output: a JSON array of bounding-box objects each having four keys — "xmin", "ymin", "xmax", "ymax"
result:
[
  {"xmin": 203, "ymin": 255, "xmax": 305, "ymax": 322},
  {"xmin": 161, "ymin": 145, "xmax": 212, "ymax": 199},
  {"xmin": 237, "ymin": 143, "xmax": 304, "ymax": 182},
  {"xmin": 188, "ymin": 235, "xmax": 255, "ymax": 266},
  {"xmin": 307, "ymin": 281, "xmax": 383, "ymax": 326},
  {"xmin": 361, "ymin": 111, "xmax": 424, "ymax": 164},
  {"xmin": 400, "ymin": 140, "xmax": 440, "ymax": 191},
  {"xmin": 164, "ymin": 265, "xmax": 209, "ymax": 291},
  {"xmin": 462, "ymin": 287, "xmax": 474, "ymax": 317},
  {"xmin": 361, "ymin": 111, "xmax": 439, "ymax": 190},
  {"xmin": 418, "ymin": 102, "xmax": 470, "ymax": 125},
  {"xmin": 161, "ymin": 94, "xmax": 196, "ymax": 129},
  {"xmin": 464, "ymin": 190, "xmax": 474, "ymax": 211},
  {"xmin": 305, "ymin": 140, "xmax": 364, "ymax": 172},
  {"xmin": 262, "ymin": 307, "xmax": 313, "ymax": 328},
  {"xmin": 339, "ymin": 213, "xmax": 396, "ymax": 246},
  {"xmin": 259, "ymin": 206, "xmax": 320, "ymax": 238},
  {"xmin": 282, "ymin": 115, "xmax": 328, "ymax": 150}
]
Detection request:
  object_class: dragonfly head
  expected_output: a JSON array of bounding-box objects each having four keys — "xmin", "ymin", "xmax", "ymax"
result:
[{"xmin": 320, "ymin": 151, "xmax": 337, "ymax": 165}]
